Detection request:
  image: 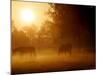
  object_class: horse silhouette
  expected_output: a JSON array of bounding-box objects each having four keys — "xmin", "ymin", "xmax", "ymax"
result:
[
  {"xmin": 58, "ymin": 43, "xmax": 72, "ymax": 55},
  {"xmin": 12, "ymin": 46, "xmax": 36, "ymax": 56}
]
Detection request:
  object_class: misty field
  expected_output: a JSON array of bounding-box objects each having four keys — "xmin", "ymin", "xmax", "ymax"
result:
[
  {"xmin": 12, "ymin": 48, "xmax": 95, "ymax": 74},
  {"xmin": 11, "ymin": 1, "xmax": 96, "ymax": 74}
]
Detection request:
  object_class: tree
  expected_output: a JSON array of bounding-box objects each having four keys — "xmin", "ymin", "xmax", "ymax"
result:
[
  {"xmin": 12, "ymin": 20, "xmax": 31, "ymax": 50},
  {"xmin": 48, "ymin": 4, "xmax": 81, "ymax": 47},
  {"xmin": 48, "ymin": 4, "xmax": 95, "ymax": 51}
]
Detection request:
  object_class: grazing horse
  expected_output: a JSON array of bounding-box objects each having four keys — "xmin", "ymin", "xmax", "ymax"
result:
[
  {"xmin": 58, "ymin": 43, "xmax": 72, "ymax": 55},
  {"xmin": 12, "ymin": 46, "xmax": 36, "ymax": 56}
]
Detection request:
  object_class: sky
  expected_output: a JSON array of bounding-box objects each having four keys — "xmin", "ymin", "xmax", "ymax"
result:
[{"xmin": 12, "ymin": 1, "xmax": 51, "ymax": 30}]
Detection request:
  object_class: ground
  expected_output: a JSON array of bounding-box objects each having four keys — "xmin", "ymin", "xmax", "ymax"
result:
[{"xmin": 11, "ymin": 49, "xmax": 95, "ymax": 74}]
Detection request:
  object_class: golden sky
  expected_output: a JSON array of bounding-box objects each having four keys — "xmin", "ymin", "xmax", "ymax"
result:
[{"xmin": 12, "ymin": 1, "xmax": 51, "ymax": 31}]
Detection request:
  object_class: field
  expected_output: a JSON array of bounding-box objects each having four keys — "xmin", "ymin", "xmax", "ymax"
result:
[{"xmin": 12, "ymin": 49, "xmax": 95, "ymax": 74}]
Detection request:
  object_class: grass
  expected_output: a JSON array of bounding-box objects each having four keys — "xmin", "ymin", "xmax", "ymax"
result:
[{"xmin": 11, "ymin": 49, "xmax": 95, "ymax": 74}]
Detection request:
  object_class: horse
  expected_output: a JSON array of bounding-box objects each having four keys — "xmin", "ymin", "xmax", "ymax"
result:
[
  {"xmin": 12, "ymin": 46, "xmax": 36, "ymax": 57},
  {"xmin": 58, "ymin": 43, "xmax": 72, "ymax": 55}
]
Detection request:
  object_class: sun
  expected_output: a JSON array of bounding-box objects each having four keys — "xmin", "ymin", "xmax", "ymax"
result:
[
  {"xmin": 20, "ymin": 8, "xmax": 36, "ymax": 25},
  {"xmin": 12, "ymin": 1, "xmax": 52, "ymax": 31}
]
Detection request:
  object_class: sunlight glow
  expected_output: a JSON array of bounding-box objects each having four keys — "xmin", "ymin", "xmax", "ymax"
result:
[
  {"xmin": 12, "ymin": 1, "xmax": 52, "ymax": 32},
  {"xmin": 20, "ymin": 9, "xmax": 36, "ymax": 24}
]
